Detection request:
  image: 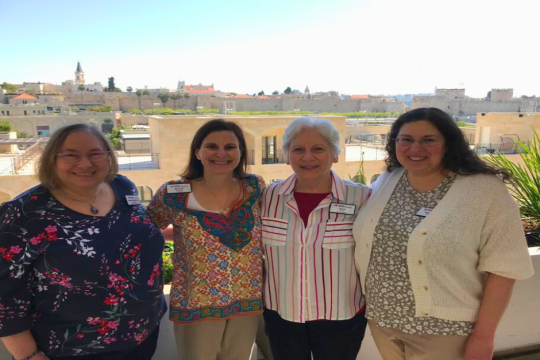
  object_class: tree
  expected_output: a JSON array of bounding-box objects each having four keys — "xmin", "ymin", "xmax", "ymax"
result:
[
  {"xmin": 272, "ymin": 91, "xmax": 279, "ymax": 95},
  {"xmin": 258, "ymin": 91, "xmax": 265, "ymax": 96},
  {"xmin": 157, "ymin": 93, "xmax": 169, "ymax": 107},
  {"xmin": 113, "ymin": 88, "xmax": 122, "ymax": 92},
  {"xmin": 183, "ymin": 92, "xmax": 190, "ymax": 99},
  {"xmin": 170, "ymin": 94, "xmax": 180, "ymax": 108},
  {"xmin": 78, "ymin": 84, "xmax": 85, "ymax": 92},
  {"xmin": 0, "ymin": 82, "xmax": 17, "ymax": 92},
  {"xmin": 127, "ymin": 86, "xmax": 133, "ymax": 92},
  {"xmin": 108, "ymin": 77, "xmax": 116, "ymax": 92},
  {"xmin": 284, "ymin": 87, "xmax": 292, "ymax": 94},
  {"xmin": 136, "ymin": 90, "xmax": 143, "ymax": 110}
]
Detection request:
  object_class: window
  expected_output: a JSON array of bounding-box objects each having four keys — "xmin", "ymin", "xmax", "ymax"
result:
[
  {"xmin": 0, "ymin": 111, "xmax": 4, "ymax": 116},
  {"xmin": 37, "ymin": 126, "xmax": 50, "ymax": 137},
  {"xmin": 136, "ymin": 186, "xmax": 154, "ymax": 206},
  {"xmin": 6, "ymin": 111, "xmax": 10, "ymax": 116},
  {"xmin": 262, "ymin": 136, "xmax": 278, "ymax": 164},
  {"xmin": 24, "ymin": 110, "xmax": 28, "ymax": 115}
]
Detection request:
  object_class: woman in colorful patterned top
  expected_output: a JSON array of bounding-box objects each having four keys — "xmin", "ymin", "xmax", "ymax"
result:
[
  {"xmin": 353, "ymin": 108, "xmax": 534, "ymax": 360},
  {"xmin": 0, "ymin": 124, "xmax": 166, "ymax": 360},
  {"xmin": 147, "ymin": 119, "xmax": 265, "ymax": 360},
  {"xmin": 260, "ymin": 117, "xmax": 371, "ymax": 360}
]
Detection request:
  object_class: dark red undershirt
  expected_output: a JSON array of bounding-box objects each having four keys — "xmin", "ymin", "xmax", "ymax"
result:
[
  {"xmin": 293, "ymin": 191, "xmax": 367, "ymax": 316},
  {"xmin": 293, "ymin": 191, "xmax": 330, "ymax": 227}
]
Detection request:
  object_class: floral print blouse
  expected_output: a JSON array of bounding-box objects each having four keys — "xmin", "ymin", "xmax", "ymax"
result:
[
  {"xmin": 0, "ymin": 175, "xmax": 166, "ymax": 357},
  {"xmin": 147, "ymin": 174, "xmax": 265, "ymax": 324}
]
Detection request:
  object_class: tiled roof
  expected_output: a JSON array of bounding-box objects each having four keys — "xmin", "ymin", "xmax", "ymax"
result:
[
  {"xmin": 257, "ymin": 96, "xmax": 271, "ymax": 99},
  {"xmin": 13, "ymin": 93, "xmax": 38, "ymax": 100},
  {"xmin": 233, "ymin": 94, "xmax": 254, "ymax": 99},
  {"xmin": 348, "ymin": 95, "xmax": 369, "ymax": 100},
  {"xmin": 186, "ymin": 89, "xmax": 215, "ymax": 94}
]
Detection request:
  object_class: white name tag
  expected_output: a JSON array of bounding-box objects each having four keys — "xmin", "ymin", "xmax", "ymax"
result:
[
  {"xmin": 125, "ymin": 195, "xmax": 141, "ymax": 205},
  {"xmin": 167, "ymin": 184, "xmax": 192, "ymax": 194},
  {"xmin": 416, "ymin": 207, "xmax": 433, "ymax": 218},
  {"xmin": 329, "ymin": 203, "xmax": 356, "ymax": 215}
]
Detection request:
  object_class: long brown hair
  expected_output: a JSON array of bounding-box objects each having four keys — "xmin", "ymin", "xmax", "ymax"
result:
[{"xmin": 181, "ymin": 119, "xmax": 249, "ymax": 180}]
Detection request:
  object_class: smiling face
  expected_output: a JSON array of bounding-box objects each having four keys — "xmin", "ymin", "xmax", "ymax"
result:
[
  {"xmin": 54, "ymin": 131, "xmax": 110, "ymax": 192},
  {"xmin": 395, "ymin": 120, "xmax": 446, "ymax": 178},
  {"xmin": 195, "ymin": 130, "xmax": 242, "ymax": 177},
  {"xmin": 287, "ymin": 127, "xmax": 338, "ymax": 183}
]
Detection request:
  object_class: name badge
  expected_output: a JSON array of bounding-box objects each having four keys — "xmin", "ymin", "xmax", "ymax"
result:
[
  {"xmin": 167, "ymin": 184, "xmax": 192, "ymax": 194},
  {"xmin": 416, "ymin": 207, "xmax": 433, "ymax": 218},
  {"xmin": 329, "ymin": 203, "xmax": 356, "ymax": 215},
  {"xmin": 125, "ymin": 195, "xmax": 141, "ymax": 205}
]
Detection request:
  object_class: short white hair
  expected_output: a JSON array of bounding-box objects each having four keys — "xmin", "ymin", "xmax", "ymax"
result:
[{"xmin": 282, "ymin": 117, "xmax": 341, "ymax": 158}]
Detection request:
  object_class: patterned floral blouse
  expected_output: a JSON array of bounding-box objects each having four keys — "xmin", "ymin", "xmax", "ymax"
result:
[
  {"xmin": 147, "ymin": 174, "xmax": 265, "ymax": 324},
  {"xmin": 366, "ymin": 172, "xmax": 475, "ymax": 336},
  {"xmin": 0, "ymin": 175, "xmax": 166, "ymax": 357}
]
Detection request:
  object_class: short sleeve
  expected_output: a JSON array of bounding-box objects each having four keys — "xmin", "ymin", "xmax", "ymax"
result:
[
  {"xmin": 0, "ymin": 201, "xmax": 36, "ymax": 336},
  {"xmin": 255, "ymin": 175, "xmax": 266, "ymax": 196},
  {"xmin": 147, "ymin": 183, "xmax": 176, "ymax": 229},
  {"xmin": 478, "ymin": 184, "xmax": 534, "ymax": 280}
]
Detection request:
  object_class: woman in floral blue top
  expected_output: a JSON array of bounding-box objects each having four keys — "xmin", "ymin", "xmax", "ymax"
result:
[{"xmin": 0, "ymin": 124, "xmax": 166, "ymax": 360}]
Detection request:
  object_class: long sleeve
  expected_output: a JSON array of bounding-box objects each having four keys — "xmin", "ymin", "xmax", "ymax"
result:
[{"xmin": 0, "ymin": 201, "xmax": 37, "ymax": 337}]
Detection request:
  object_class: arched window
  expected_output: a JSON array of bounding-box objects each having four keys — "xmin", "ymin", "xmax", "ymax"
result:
[{"xmin": 136, "ymin": 185, "xmax": 154, "ymax": 206}]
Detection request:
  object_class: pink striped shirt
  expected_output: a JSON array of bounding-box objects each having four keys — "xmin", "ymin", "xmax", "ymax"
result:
[{"xmin": 261, "ymin": 171, "xmax": 370, "ymax": 323}]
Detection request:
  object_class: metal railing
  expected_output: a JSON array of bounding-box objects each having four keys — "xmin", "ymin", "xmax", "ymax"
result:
[
  {"xmin": 0, "ymin": 138, "xmax": 48, "ymax": 175},
  {"xmin": 117, "ymin": 153, "xmax": 160, "ymax": 171},
  {"xmin": 262, "ymin": 150, "xmax": 287, "ymax": 164}
]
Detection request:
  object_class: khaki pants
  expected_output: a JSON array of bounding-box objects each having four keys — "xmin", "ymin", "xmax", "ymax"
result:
[
  {"xmin": 174, "ymin": 314, "xmax": 259, "ymax": 360},
  {"xmin": 369, "ymin": 321, "xmax": 470, "ymax": 360}
]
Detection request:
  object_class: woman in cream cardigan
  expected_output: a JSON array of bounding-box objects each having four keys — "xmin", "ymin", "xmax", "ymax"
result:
[{"xmin": 353, "ymin": 108, "xmax": 534, "ymax": 360}]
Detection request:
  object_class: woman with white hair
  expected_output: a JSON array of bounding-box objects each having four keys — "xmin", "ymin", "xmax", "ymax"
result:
[{"xmin": 260, "ymin": 117, "xmax": 370, "ymax": 360}]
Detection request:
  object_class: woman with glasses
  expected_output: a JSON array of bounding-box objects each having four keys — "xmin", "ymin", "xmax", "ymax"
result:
[
  {"xmin": 353, "ymin": 108, "xmax": 534, "ymax": 360},
  {"xmin": 0, "ymin": 124, "xmax": 166, "ymax": 360}
]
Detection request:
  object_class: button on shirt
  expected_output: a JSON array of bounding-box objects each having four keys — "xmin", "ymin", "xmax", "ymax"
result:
[{"xmin": 261, "ymin": 171, "xmax": 370, "ymax": 323}]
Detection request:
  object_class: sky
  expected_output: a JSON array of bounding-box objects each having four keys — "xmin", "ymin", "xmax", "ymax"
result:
[{"xmin": 1, "ymin": 0, "xmax": 539, "ymax": 98}]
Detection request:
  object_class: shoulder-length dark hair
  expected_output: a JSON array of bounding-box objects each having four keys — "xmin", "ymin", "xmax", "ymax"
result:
[
  {"xmin": 181, "ymin": 119, "xmax": 249, "ymax": 180},
  {"xmin": 38, "ymin": 123, "xmax": 118, "ymax": 189},
  {"xmin": 385, "ymin": 107, "xmax": 510, "ymax": 181}
]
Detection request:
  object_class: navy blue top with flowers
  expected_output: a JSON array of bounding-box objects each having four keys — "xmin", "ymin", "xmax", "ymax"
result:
[{"xmin": 0, "ymin": 175, "xmax": 166, "ymax": 357}]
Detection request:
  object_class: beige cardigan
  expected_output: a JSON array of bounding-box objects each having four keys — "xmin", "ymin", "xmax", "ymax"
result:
[{"xmin": 353, "ymin": 168, "xmax": 534, "ymax": 322}]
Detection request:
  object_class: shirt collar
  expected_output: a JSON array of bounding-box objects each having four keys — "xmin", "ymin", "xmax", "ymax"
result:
[{"xmin": 278, "ymin": 170, "xmax": 346, "ymax": 201}]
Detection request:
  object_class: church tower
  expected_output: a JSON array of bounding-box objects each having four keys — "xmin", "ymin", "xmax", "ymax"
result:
[
  {"xmin": 75, "ymin": 62, "xmax": 85, "ymax": 85},
  {"xmin": 304, "ymin": 85, "xmax": 310, "ymax": 95}
]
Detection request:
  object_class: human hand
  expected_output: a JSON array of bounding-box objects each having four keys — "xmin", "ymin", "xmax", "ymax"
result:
[{"xmin": 464, "ymin": 334, "xmax": 494, "ymax": 360}]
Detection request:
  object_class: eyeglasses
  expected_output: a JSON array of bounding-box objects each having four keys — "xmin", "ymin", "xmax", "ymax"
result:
[
  {"xmin": 394, "ymin": 136, "xmax": 441, "ymax": 148},
  {"xmin": 56, "ymin": 151, "xmax": 110, "ymax": 164}
]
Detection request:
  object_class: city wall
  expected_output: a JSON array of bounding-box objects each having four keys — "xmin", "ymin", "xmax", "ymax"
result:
[
  {"xmin": 412, "ymin": 96, "xmax": 523, "ymax": 116},
  {"xmin": 64, "ymin": 93, "xmax": 406, "ymax": 114}
]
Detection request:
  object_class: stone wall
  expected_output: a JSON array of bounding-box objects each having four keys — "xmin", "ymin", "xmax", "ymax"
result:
[
  {"xmin": 65, "ymin": 92, "xmax": 406, "ymax": 114},
  {"xmin": 412, "ymin": 96, "xmax": 522, "ymax": 116}
]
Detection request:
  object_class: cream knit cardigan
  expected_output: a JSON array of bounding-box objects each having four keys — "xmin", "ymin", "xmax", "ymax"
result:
[{"xmin": 353, "ymin": 168, "xmax": 534, "ymax": 322}]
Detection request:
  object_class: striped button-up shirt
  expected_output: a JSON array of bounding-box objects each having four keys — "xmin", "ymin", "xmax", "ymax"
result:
[{"xmin": 261, "ymin": 171, "xmax": 370, "ymax": 323}]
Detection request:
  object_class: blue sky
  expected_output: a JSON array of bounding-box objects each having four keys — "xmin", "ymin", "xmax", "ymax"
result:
[{"xmin": 1, "ymin": 0, "xmax": 538, "ymax": 97}]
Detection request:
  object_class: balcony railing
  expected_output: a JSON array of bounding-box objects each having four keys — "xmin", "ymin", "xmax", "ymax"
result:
[
  {"xmin": 262, "ymin": 150, "xmax": 287, "ymax": 164},
  {"xmin": 117, "ymin": 153, "xmax": 160, "ymax": 171}
]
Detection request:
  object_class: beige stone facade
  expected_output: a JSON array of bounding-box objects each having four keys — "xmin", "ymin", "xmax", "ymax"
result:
[{"xmin": 475, "ymin": 112, "xmax": 540, "ymax": 145}]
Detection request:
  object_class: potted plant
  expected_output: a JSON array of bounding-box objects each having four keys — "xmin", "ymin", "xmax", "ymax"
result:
[{"xmin": 487, "ymin": 129, "xmax": 540, "ymax": 247}]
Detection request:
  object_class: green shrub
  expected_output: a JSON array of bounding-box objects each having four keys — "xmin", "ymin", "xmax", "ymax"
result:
[
  {"xmin": 0, "ymin": 120, "xmax": 12, "ymax": 132},
  {"xmin": 319, "ymin": 112, "xmax": 402, "ymax": 118},
  {"xmin": 486, "ymin": 129, "xmax": 540, "ymax": 220},
  {"xmin": 196, "ymin": 109, "xmax": 220, "ymax": 114},
  {"xmin": 163, "ymin": 241, "xmax": 174, "ymax": 284},
  {"xmin": 228, "ymin": 110, "xmax": 314, "ymax": 115},
  {"xmin": 129, "ymin": 109, "xmax": 142, "ymax": 114},
  {"xmin": 16, "ymin": 130, "xmax": 30, "ymax": 138}
]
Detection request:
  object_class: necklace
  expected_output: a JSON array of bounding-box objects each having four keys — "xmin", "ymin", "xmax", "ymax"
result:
[
  {"xmin": 201, "ymin": 179, "xmax": 236, "ymax": 216},
  {"xmin": 62, "ymin": 186, "xmax": 102, "ymax": 215}
]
